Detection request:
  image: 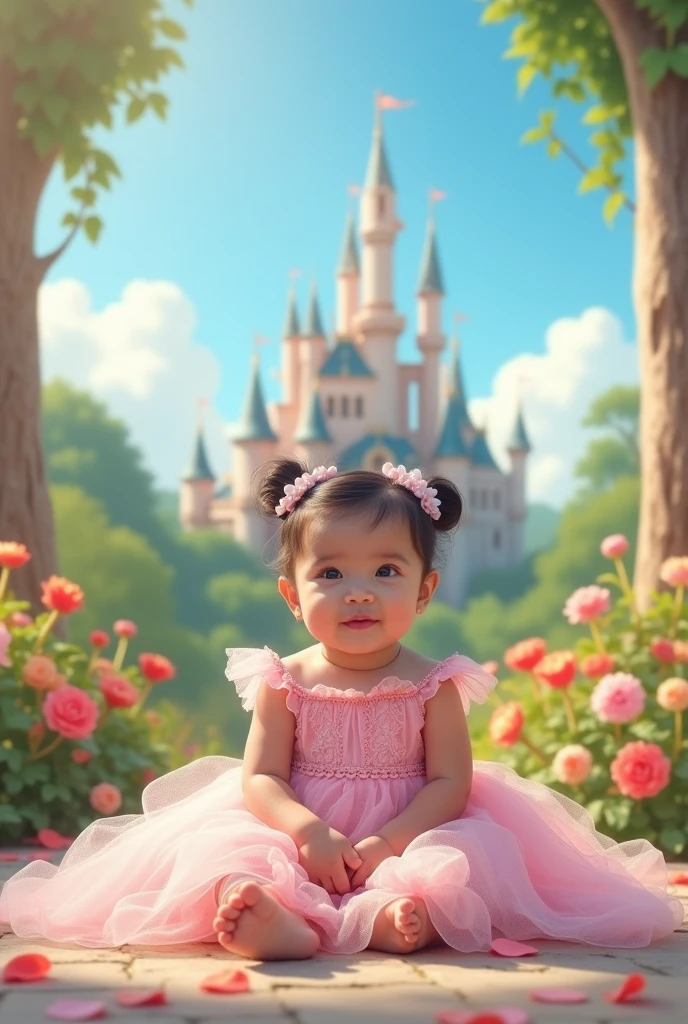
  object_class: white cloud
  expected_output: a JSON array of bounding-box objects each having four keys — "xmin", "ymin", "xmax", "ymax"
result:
[
  {"xmin": 468, "ymin": 307, "xmax": 639, "ymax": 507},
  {"xmin": 38, "ymin": 280, "xmax": 228, "ymax": 492}
]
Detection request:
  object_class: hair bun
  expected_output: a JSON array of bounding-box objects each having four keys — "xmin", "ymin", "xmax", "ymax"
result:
[
  {"xmin": 426, "ymin": 476, "xmax": 463, "ymax": 533},
  {"xmin": 254, "ymin": 457, "xmax": 310, "ymax": 518}
]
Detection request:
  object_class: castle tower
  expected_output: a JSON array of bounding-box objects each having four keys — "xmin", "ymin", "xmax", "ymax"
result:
[
  {"xmin": 179, "ymin": 423, "xmax": 216, "ymax": 530},
  {"xmin": 506, "ymin": 399, "xmax": 531, "ymax": 562},
  {"xmin": 352, "ymin": 106, "xmax": 405, "ymax": 431},
  {"xmin": 281, "ymin": 288, "xmax": 301, "ymax": 408},
  {"xmin": 336, "ymin": 211, "xmax": 360, "ymax": 337},
  {"xmin": 231, "ymin": 353, "xmax": 278, "ymax": 549},
  {"xmin": 300, "ymin": 283, "xmax": 327, "ymax": 398},
  {"xmin": 416, "ymin": 217, "xmax": 446, "ymax": 462},
  {"xmin": 293, "ymin": 384, "xmax": 332, "ymax": 467}
]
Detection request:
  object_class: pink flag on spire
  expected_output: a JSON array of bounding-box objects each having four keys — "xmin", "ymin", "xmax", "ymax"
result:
[
  {"xmin": 377, "ymin": 93, "xmax": 415, "ymax": 110},
  {"xmin": 430, "ymin": 189, "xmax": 448, "ymax": 202},
  {"xmin": 288, "ymin": 268, "xmax": 302, "ymax": 279},
  {"xmin": 348, "ymin": 183, "xmax": 363, "ymax": 196}
]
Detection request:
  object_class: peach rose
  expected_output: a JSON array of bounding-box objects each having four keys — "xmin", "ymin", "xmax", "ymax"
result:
[
  {"xmin": 43, "ymin": 684, "xmax": 99, "ymax": 740},
  {"xmin": 89, "ymin": 783, "xmax": 122, "ymax": 815},
  {"xmin": 657, "ymin": 678, "xmax": 688, "ymax": 713},
  {"xmin": 488, "ymin": 702, "xmax": 524, "ymax": 746},
  {"xmin": 580, "ymin": 652, "xmax": 616, "ymax": 679},
  {"xmin": 600, "ymin": 534, "xmax": 629, "ymax": 559},
  {"xmin": 610, "ymin": 741, "xmax": 671, "ymax": 800},
  {"xmin": 552, "ymin": 744, "xmax": 593, "ymax": 785},
  {"xmin": 660, "ymin": 556, "xmax": 688, "ymax": 588},
  {"xmin": 92, "ymin": 658, "xmax": 115, "ymax": 677},
  {"xmin": 0, "ymin": 541, "xmax": 31, "ymax": 569},
  {"xmin": 673, "ymin": 640, "xmax": 688, "ymax": 663},
  {"xmin": 22, "ymin": 655, "xmax": 60, "ymax": 691}
]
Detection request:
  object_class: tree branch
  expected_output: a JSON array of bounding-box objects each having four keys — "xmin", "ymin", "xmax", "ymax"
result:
[
  {"xmin": 551, "ymin": 132, "xmax": 636, "ymax": 214},
  {"xmin": 35, "ymin": 216, "xmax": 83, "ymax": 278}
]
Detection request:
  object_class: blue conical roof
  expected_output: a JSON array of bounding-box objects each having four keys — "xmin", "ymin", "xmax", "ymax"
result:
[
  {"xmin": 417, "ymin": 219, "xmax": 444, "ymax": 295},
  {"xmin": 471, "ymin": 428, "xmax": 499, "ymax": 469},
  {"xmin": 434, "ymin": 342, "xmax": 474, "ymax": 459},
  {"xmin": 507, "ymin": 402, "xmax": 531, "ymax": 452},
  {"xmin": 283, "ymin": 289, "xmax": 300, "ymax": 338},
  {"xmin": 365, "ymin": 123, "xmax": 394, "ymax": 189},
  {"xmin": 304, "ymin": 284, "xmax": 325, "ymax": 337},
  {"xmin": 182, "ymin": 427, "xmax": 215, "ymax": 481},
  {"xmin": 338, "ymin": 212, "xmax": 360, "ymax": 275},
  {"xmin": 294, "ymin": 388, "xmax": 332, "ymax": 444},
  {"xmin": 233, "ymin": 355, "xmax": 277, "ymax": 442}
]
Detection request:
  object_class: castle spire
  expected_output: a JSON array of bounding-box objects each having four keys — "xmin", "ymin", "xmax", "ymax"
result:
[
  {"xmin": 182, "ymin": 424, "xmax": 215, "ymax": 481},
  {"xmin": 417, "ymin": 218, "xmax": 444, "ymax": 295},
  {"xmin": 338, "ymin": 211, "xmax": 360, "ymax": 275},
  {"xmin": 365, "ymin": 112, "xmax": 394, "ymax": 190},
  {"xmin": 507, "ymin": 399, "xmax": 531, "ymax": 452},
  {"xmin": 283, "ymin": 288, "xmax": 300, "ymax": 338},
  {"xmin": 233, "ymin": 353, "xmax": 277, "ymax": 442},
  {"xmin": 304, "ymin": 282, "xmax": 325, "ymax": 337},
  {"xmin": 434, "ymin": 339, "xmax": 474, "ymax": 458},
  {"xmin": 294, "ymin": 384, "xmax": 332, "ymax": 444}
]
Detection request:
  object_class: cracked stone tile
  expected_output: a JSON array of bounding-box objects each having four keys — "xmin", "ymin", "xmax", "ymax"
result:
[
  {"xmin": 1, "ymin": 935, "xmax": 130, "ymax": 966},
  {"xmin": 279, "ymin": 983, "xmax": 466, "ymax": 1024},
  {"xmin": 0, "ymin": 990, "xmax": 187, "ymax": 1024},
  {"xmin": 1, "ymin": 958, "xmax": 130, "ymax": 992},
  {"xmin": 250, "ymin": 951, "xmax": 421, "ymax": 988}
]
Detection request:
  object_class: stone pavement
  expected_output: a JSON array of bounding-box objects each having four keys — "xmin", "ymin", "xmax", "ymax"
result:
[{"xmin": 1, "ymin": 852, "xmax": 686, "ymax": 1024}]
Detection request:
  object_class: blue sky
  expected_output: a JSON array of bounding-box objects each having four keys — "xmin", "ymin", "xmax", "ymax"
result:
[{"xmin": 36, "ymin": 0, "xmax": 638, "ymax": 500}]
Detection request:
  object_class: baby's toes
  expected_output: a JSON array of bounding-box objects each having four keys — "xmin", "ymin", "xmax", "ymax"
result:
[{"xmin": 219, "ymin": 903, "xmax": 242, "ymax": 920}]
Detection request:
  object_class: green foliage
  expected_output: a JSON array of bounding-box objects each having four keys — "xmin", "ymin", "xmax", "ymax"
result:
[
  {"xmin": 575, "ymin": 385, "xmax": 639, "ymax": 494},
  {"xmin": 483, "ymin": 551, "xmax": 688, "ymax": 855},
  {"xmin": 480, "ymin": 0, "xmax": 688, "ymax": 223},
  {"xmin": 0, "ymin": 0, "xmax": 191, "ymax": 248},
  {"xmin": 575, "ymin": 437, "xmax": 638, "ymax": 493}
]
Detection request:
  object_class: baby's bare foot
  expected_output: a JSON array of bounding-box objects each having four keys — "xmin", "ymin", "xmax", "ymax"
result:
[
  {"xmin": 212, "ymin": 880, "xmax": 319, "ymax": 961},
  {"xmin": 368, "ymin": 896, "xmax": 440, "ymax": 953}
]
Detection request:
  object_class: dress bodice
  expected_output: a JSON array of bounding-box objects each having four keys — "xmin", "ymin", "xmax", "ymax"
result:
[{"xmin": 225, "ymin": 647, "xmax": 497, "ymax": 780}]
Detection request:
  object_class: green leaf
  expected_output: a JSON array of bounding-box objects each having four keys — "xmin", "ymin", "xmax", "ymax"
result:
[
  {"xmin": 0, "ymin": 804, "xmax": 22, "ymax": 824},
  {"xmin": 148, "ymin": 92, "xmax": 169, "ymax": 119},
  {"xmin": 61, "ymin": 211, "xmax": 79, "ymax": 228},
  {"xmin": 83, "ymin": 215, "xmax": 103, "ymax": 243},
  {"xmin": 579, "ymin": 166, "xmax": 614, "ymax": 194},
  {"xmin": 583, "ymin": 105, "xmax": 612, "ymax": 125},
  {"xmin": 4, "ymin": 775, "xmax": 24, "ymax": 795},
  {"xmin": 603, "ymin": 191, "xmax": 626, "ymax": 225},
  {"xmin": 669, "ymin": 44, "xmax": 688, "ymax": 77},
  {"xmin": 480, "ymin": 0, "xmax": 514, "ymax": 24},
  {"xmin": 673, "ymin": 759, "xmax": 688, "ymax": 780},
  {"xmin": 660, "ymin": 827, "xmax": 685, "ymax": 853},
  {"xmin": 518, "ymin": 63, "xmax": 537, "ymax": 96},
  {"xmin": 42, "ymin": 94, "xmax": 70, "ymax": 127},
  {"xmin": 586, "ymin": 798, "xmax": 604, "ymax": 824},
  {"xmin": 521, "ymin": 125, "xmax": 548, "ymax": 144},
  {"xmin": 596, "ymin": 572, "xmax": 621, "ymax": 586},
  {"xmin": 156, "ymin": 17, "xmax": 187, "ymax": 40},
  {"xmin": 70, "ymin": 186, "xmax": 96, "ymax": 206},
  {"xmin": 48, "ymin": 35, "xmax": 77, "ymax": 70},
  {"xmin": 547, "ymin": 138, "xmax": 562, "ymax": 158},
  {"xmin": 640, "ymin": 47, "xmax": 672, "ymax": 88},
  {"xmin": 126, "ymin": 96, "xmax": 147, "ymax": 124}
]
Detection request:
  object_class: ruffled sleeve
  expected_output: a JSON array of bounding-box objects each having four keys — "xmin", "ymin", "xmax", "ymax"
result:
[
  {"xmin": 418, "ymin": 654, "xmax": 497, "ymax": 715},
  {"xmin": 225, "ymin": 646, "xmax": 289, "ymax": 712}
]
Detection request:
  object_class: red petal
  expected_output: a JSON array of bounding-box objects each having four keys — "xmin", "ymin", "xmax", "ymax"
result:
[
  {"xmin": 437, "ymin": 1014, "xmax": 530, "ymax": 1024},
  {"xmin": 3, "ymin": 953, "xmax": 52, "ymax": 983},
  {"xmin": 604, "ymin": 973, "xmax": 646, "ymax": 1004},
  {"xmin": 27, "ymin": 851, "xmax": 53, "ymax": 861},
  {"xmin": 0, "ymin": 853, "xmax": 20, "ymax": 862},
  {"xmin": 668, "ymin": 871, "xmax": 688, "ymax": 885},
  {"xmin": 45, "ymin": 1000, "xmax": 107, "ymax": 1020},
  {"xmin": 490, "ymin": 938, "xmax": 538, "ymax": 957},
  {"xmin": 115, "ymin": 988, "xmax": 167, "ymax": 1007},
  {"xmin": 199, "ymin": 968, "xmax": 251, "ymax": 994},
  {"xmin": 37, "ymin": 828, "xmax": 72, "ymax": 850},
  {"xmin": 530, "ymin": 988, "xmax": 588, "ymax": 1004}
]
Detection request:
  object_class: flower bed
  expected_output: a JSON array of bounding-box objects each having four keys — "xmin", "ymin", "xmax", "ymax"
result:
[
  {"xmin": 0, "ymin": 541, "xmax": 218, "ymax": 844},
  {"xmin": 481, "ymin": 536, "xmax": 688, "ymax": 857}
]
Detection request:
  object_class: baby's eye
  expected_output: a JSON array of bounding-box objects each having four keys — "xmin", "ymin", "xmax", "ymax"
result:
[
  {"xmin": 376, "ymin": 565, "xmax": 399, "ymax": 577},
  {"xmin": 321, "ymin": 568, "xmax": 341, "ymax": 580}
]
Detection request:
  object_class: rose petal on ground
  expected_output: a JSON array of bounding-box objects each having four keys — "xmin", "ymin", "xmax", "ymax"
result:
[
  {"xmin": 199, "ymin": 968, "xmax": 251, "ymax": 994},
  {"xmin": 668, "ymin": 871, "xmax": 688, "ymax": 885},
  {"xmin": 114, "ymin": 988, "xmax": 167, "ymax": 1007},
  {"xmin": 437, "ymin": 1009, "xmax": 529, "ymax": 1024},
  {"xmin": 604, "ymin": 973, "xmax": 646, "ymax": 1004},
  {"xmin": 0, "ymin": 853, "xmax": 19, "ymax": 862},
  {"xmin": 3, "ymin": 953, "xmax": 52, "ymax": 983},
  {"xmin": 490, "ymin": 938, "xmax": 539, "ymax": 957},
  {"xmin": 530, "ymin": 988, "xmax": 588, "ymax": 1004},
  {"xmin": 37, "ymin": 829, "xmax": 73, "ymax": 850},
  {"xmin": 45, "ymin": 1000, "xmax": 107, "ymax": 1020},
  {"xmin": 27, "ymin": 851, "xmax": 54, "ymax": 861}
]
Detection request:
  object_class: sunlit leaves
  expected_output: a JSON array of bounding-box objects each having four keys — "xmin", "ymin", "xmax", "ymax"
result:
[{"xmin": 83, "ymin": 216, "xmax": 103, "ymax": 244}]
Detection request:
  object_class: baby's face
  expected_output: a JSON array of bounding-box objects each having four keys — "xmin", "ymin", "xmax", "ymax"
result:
[{"xmin": 292, "ymin": 512, "xmax": 427, "ymax": 654}]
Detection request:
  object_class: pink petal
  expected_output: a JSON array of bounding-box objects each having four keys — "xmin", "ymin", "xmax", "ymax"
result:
[
  {"xmin": 530, "ymin": 988, "xmax": 589, "ymax": 1004},
  {"xmin": 604, "ymin": 973, "xmax": 646, "ymax": 1004},
  {"xmin": 199, "ymin": 967, "xmax": 251, "ymax": 994},
  {"xmin": 37, "ymin": 828, "xmax": 73, "ymax": 850},
  {"xmin": 115, "ymin": 988, "xmax": 167, "ymax": 1007},
  {"xmin": 490, "ymin": 938, "xmax": 539, "ymax": 957},
  {"xmin": 668, "ymin": 871, "xmax": 688, "ymax": 885},
  {"xmin": 3, "ymin": 953, "xmax": 52, "ymax": 983},
  {"xmin": 45, "ymin": 1000, "xmax": 107, "ymax": 1020},
  {"xmin": 27, "ymin": 851, "xmax": 54, "ymax": 861},
  {"xmin": 0, "ymin": 852, "xmax": 20, "ymax": 862},
  {"xmin": 437, "ymin": 1010, "xmax": 529, "ymax": 1024}
]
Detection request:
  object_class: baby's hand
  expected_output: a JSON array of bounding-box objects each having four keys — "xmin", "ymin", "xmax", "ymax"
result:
[
  {"xmin": 348, "ymin": 834, "xmax": 395, "ymax": 890},
  {"xmin": 296, "ymin": 825, "xmax": 362, "ymax": 896}
]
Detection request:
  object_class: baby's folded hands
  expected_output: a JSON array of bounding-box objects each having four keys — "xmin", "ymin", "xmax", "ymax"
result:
[{"xmin": 296, "ymin": 824, "xmax": 363, "ymax": 896}]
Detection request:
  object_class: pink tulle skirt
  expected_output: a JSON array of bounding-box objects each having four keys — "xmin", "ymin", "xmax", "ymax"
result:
[{"xmin": 0, "ymin": 755, "xmax": 682, "ymax": 951}]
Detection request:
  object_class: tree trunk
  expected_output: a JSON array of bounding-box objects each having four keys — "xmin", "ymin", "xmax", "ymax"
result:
[
  {"xmin": 0, "ymin": 62, "xmax": 58, "ymax": 609},
  {"xmin": 595, "ymin": 1, "xmax": 688, "ymax": 610}
]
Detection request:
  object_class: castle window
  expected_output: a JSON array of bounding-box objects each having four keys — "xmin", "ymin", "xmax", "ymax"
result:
[
  {"xmin": 341, "ymin": 395, "xmax": 349, "ymax": 417},
  {"xmin": 377, "ymin": 193, "xmax": 385, "ymax": 218},
  {"xmin": 355, "ymin": 395, "xmax": 364, "ymax": 417},
  {"xmin": 493, "ymin": 490, "xmax": 501, "ymax": 510},
  {"xmin": 493, "ymin": 529, "xmax": 501, "ymax": 549},
  {"xmin": 326, "ymin": 396, "xmax": 335, "ymax": 416}
]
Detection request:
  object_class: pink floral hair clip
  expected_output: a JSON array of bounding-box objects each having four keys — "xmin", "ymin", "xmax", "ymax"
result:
[
  {"xmin": 382, "ymin": 462, "xmax": 441, "ymax": 520},
  {"xmin": 275, "ymin": 465, "xmax": 338, "ymax": 516}
]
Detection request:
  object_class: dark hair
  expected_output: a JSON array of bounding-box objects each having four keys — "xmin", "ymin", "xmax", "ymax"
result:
[{"xmin": 254, "ymin": 457, "xmax": 463, "ymax": 580}]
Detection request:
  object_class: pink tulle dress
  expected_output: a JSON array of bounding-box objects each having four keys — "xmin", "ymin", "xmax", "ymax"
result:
[{"xmin": 0, "ymin": 646, "xmax": 682, "ymax": 951}]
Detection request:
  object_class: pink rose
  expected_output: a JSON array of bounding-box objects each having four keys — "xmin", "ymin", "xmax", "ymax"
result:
[
  {"xmin": 43, "ymin": 684, "xmax": 99, "ymax": 740},
  {"xmin": 9, "ymin": 611, "xmax": 33, "ymax": 627},
  {"xmin": 113, "ymin": 619, "xmax": 138, "ymax": 639},
  {"xmin": 552, "ymin": 744, "xmax": 593, "ymax": 785},
  {"xmin": 488, "ymin": 702, "xmax": 524, "ymax": 746},
  {"xmin": 651, "ymin": 637, "xmax": 675, "ymax": 663},
  {"xmin": 590, "ymin": 672, "xmax": 646, "ymax": 724},
  {"xmin": 99, "ymin": 674, "xmax": 139, "ymax": 709},
  {"xmin": 657, "ymin": 677, "xmax": 688, "ymax": 713},
  {"xmin": 89, "ymin": 782, "xmax": 122, "ymax": 815},
  {"xmin": 72, "ymin": 749, "xmax": 92, "ymax": 765},
  {"xmin": 0, "ymin": 622, "xmax": 11, "ymax": 668},
  {"xmin": 563, "ymin": 585, "xmax": 611, "ymax": 624},
  {"xmin": 601, "ymin": 534, "xmax": 629, "ymax": 559},
  {"xmin": 481, "ymin": 660, "xmax": 499, "ymax": 676},
  {"xmin": 659, "ymin": 556, "xmax": 688, "ymax": 588},
  {"xmin": 610, "ymin": 741, "xmax": 671, "ymax": 800}
]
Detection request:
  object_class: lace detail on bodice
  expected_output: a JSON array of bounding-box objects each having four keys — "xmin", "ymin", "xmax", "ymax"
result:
[{"xmin": 291, "ymin": 759, "xmax": 426, "ymax": 780}]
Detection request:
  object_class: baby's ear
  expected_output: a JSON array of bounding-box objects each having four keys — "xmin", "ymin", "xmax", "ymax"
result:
[{"xmin": 277, "ymin": 575, "xmax": 300, "ymax": 615}]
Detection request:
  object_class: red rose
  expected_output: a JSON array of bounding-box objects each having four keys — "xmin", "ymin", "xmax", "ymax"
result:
[
  {"xmin": 650, "ymin": 637, "xmax": 675, "ymax": 663},
  {"xmin": 40, "ymin": 575, "xmax": 84, "ymax": 615},
  {"xmin": 72, "ymin": 749, "xmax": 92, "ymax": 765},
  {"xmin": 99, "ymin": 674, "xmax": 139, "ymax": 709},
  {"xmin": 138, "ymin": 653, "xmax": 176, "ymax": 684},
  {"xmin": 43, "ymin": 684, "xmax": 99, "ymax": 740},
  {"xmin": 89, "ymin": 630, "xmax": 110, "ymax": 649},
  {"xmin": 580, "ymin": 653, "xmax": 616, "ymax": 679},
  {"xmin": 504, "ymin": 638, "xmax": 547, "ymax": 673},
  {"xmin": 534, "ymin": 650, "xmax": 577, "ymax": 689},
  {"xmin": 0, "ymin": 542, "xmax": 31, "ymax": 569},
  {"xmin": 488, "ymin": 702, "xmax": 524, "ymax": 746}
]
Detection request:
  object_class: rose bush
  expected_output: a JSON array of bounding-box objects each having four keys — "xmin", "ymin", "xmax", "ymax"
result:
[
  {"xmin": 479, "ymin": 539, "xmax": 688, "ymax": 857},
  {"xmin": 0, "ymin": 542, "xmax": 221, "ymax": 843}
]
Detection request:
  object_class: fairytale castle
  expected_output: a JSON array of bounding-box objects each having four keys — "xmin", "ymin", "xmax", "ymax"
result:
[{"xmin": 179, "ymin": 107, "xmax": 531, "ymax": 607}]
